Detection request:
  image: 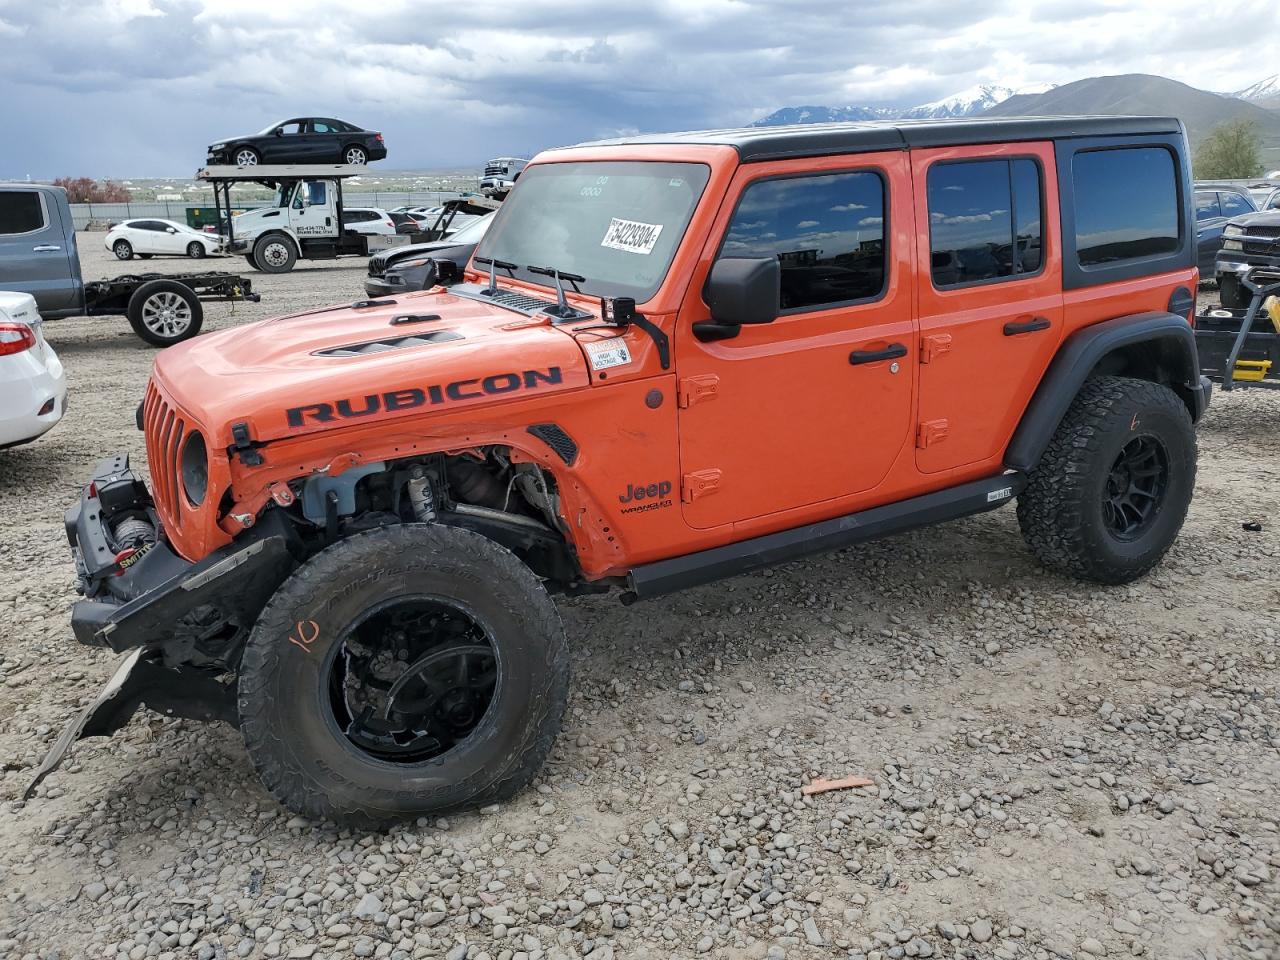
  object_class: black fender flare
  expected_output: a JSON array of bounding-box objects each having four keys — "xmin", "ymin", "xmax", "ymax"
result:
[{"xmin": 1005, "ymin": 311, "xmax": 1210, "ymax": 473}]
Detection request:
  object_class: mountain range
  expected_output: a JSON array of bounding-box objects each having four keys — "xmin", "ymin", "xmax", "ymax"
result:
[{"xmin": 751, "ymin": 74, "xmax": 1280, "ymax": 168}]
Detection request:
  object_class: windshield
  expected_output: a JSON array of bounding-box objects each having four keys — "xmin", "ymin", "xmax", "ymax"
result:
[
  {"xmin": 474, "ymin": 160, "xmax": 711, "ymax": 301},
  {"xmin": 450, "ymin": 214, "xmax": 493, "ymax": 244}
]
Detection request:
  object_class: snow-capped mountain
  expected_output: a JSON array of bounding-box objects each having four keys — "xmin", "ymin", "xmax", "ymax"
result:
[
  {"xmin": 1234, "ymin": 75, "xmax": 1280, "ymax": 106},
  {"xmin": 751, "ymin": 83, "xmax": 1054, "ymax": 127}
]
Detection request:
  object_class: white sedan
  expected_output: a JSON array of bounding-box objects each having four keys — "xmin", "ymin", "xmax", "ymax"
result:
[
  {"xmin": 341, "ymin": 208, "xmax": 398, "ymax": 236},
  {"xmin": 104, "ymin": 219, "xmax": 223, "ymax": 261},
  {"xmin": 0, "ymin": 292, "xmax": 66, "ymax": 450}
]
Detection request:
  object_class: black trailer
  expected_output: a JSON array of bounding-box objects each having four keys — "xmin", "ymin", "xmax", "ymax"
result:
[
  {"xmin": 81, "ymin": 271, "xmax": 259, "ymax": 348},
  {"xmin": 1196, "ymin": 262, "xmax": 1280, "ymax": 391}
]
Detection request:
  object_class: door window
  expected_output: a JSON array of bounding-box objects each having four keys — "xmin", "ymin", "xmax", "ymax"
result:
[
  {"xmin": 0, "ymin": 191, "xmax": 47, "ymax": 234},
  {"xmin": 1219, "ymin": 191, "xmax": 1254, "ymax": 218},
  {"xmin": 927, "ymin": 158, "xmax": 1043, "ymax": 287},
  {"xmin": 1195, "ymin": 193, "xmax": 1221, "ymax": 222},
  {"xmin": 720, "ymin": 171, "xmax": 886, "ymax": 312},
  {"xmin": 278, "ymin": 122, "xmax": 304, "ymax": 136},
  {"xmin": 310, "ymin": 121, "xmax": 337, "ymax": 134}
]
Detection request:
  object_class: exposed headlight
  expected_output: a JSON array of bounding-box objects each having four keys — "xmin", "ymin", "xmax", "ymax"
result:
[
  {"xmin": 181, "ymin": 431, "xmax": 209, "ymax": 506},
  {"xmin": 210, "ymin": 143, "xmax": 226, "ymax": 151},
  {"xmin": 1223, "ymin": 224, "xmax": 1245, "ymax": 238},
  {"xmin": 1222, "ymin": 239, "xmax": 1244, "ymax": 252}
]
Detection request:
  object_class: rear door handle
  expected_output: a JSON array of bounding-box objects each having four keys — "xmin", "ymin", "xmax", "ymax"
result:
[
  {"xmin": 1003, "ymin": 316, "xmax": 1051, "ymax": 336},
  {"xmin": 32, "ymin": 244, "xmax": 61, "ymax": 252},
  {"xmin": 849, "ymin": 342, "xmax": 907, "ymax": 365}
]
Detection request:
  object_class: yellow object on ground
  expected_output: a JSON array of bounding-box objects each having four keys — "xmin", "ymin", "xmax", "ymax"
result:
[
  {"xmin": 1266, "ymin": 295, "xmax": 1280, "ymax": 334},
  {"xmin": 1234, "ymin": 359, "xmax": 1273, "ymax": 382}
]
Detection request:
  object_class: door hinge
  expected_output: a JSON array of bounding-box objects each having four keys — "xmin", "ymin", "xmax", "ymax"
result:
[
  {"xmin": 917, "ymin": 419, "xmax": 949, "ymax": 449},
  {"xmin": 678, "ymin": 374, "xmax": 720, "ymax": 408},
  {"xmin": 920, "ymin": 333, "xmax": 953, "ymax": 364},
  {"xmin": 681, "ymin": 468, "xmax": 722, "ymax": 503}
]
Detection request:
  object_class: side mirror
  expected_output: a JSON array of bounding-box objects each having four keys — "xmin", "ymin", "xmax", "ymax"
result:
[
  {"xmin": 695, "ymin": 257, "xmax": 780, "ymax": 341},
  {"xmin": 274, "ymin": 127, "xmax": 284, "ymax": 137},
  {"xmin": 166, "ymin": 227, "xmax": 177, "ymax": 233}
]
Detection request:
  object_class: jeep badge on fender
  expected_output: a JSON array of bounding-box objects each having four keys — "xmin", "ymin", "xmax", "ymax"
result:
[{"xmin": 40, "ymin": 116, "xmax": 1209, "ymax": 828}]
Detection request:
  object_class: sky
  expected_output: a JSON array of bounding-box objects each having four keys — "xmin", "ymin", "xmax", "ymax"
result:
[{"xmin": 0, "ymin": 0, "xmax": 1275, "ymax": 180}]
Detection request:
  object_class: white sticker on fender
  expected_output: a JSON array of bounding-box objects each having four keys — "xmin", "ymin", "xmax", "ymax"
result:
[
  {"xmin": 585, "ymin": 337, "xmax": 632, "ymax": 370},
  {"xmin": 601, "ymin": 218, "xmax": 663, "ymax": 255}
]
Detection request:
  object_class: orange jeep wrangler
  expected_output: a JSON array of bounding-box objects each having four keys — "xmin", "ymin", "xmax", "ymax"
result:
[{"xmin": 34, "ymin": 117, "xmax": 1210, "ymax": 825}]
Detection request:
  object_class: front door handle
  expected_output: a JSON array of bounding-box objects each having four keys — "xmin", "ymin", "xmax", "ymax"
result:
[
  {"xmin": 32, "ymin": 244, "xmax": 61, "ymax": 252},
  {"xmin": 849, "ymin": 342, "xmax": 908, "ymax": 365},
  {"xmin": 1003, "ymin": 316, "xmax": 1051, "ymax": 336}
]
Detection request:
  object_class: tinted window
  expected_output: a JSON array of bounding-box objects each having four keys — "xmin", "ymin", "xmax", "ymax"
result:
[
  {"xmin": 0, "ymin": 192, "xmax": 46, "ymax": 234},
  {"xmin": 311, "ymin": 121, "xmax": 336, "ymax": 134},
  {"xmin": 1073, "ymin": 148, "xmax": 1179, "ymax": 267},
  {"xmin": 928, "ymin": 158, "xmax": 1042, "ymax": 286},
  {"xmin": 722, "ymin": 171, "xmax": 886, "ymax": 311},
  {"xmin": 1195, "ymin": 193, "xmax": 1221, "ymax": 222},
  {"xmin": 1220, "ymin": 191, "xmax": 1255, "ymax": 217}
]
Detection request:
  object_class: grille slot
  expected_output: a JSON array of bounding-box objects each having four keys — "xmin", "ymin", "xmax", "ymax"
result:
[
  {"xmin": 314, "ymin": 330, "xmax": 463, "ymax": 358},
  {"xmin": 450, "ymin": 283, "xmax": 560, "ymax": 317},
  {"xmin": 143, "ymin": 382, "xmax": 184, "ymax": 530}
]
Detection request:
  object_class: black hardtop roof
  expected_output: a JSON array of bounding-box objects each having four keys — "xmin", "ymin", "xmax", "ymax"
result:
[{"xmin": 567, "ymin": 116, "xmax": 1184, "ymax": 162}]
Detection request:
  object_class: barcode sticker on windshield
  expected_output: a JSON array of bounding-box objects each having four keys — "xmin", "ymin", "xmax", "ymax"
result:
[
  {"xmin": 601, "ymin": 218, "xmax": 663, "ymax": 255},
  {"xmin": 585, "ymin": 337, "xmax": 632, "ymax": 371}
]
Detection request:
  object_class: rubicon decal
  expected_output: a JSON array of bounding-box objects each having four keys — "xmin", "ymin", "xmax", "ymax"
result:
[{"xmin": 285, "ymin": 367, "xmax": 564, "ymax": 428}]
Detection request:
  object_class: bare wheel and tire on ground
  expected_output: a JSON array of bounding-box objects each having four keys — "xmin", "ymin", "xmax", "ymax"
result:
[
  {"xmin": 125, "ymin": 279, "xmax": 204, "ymax": 347},
  {"xmin": 237, "ymin": 523, "xmax": 571, "ymax": 827}
]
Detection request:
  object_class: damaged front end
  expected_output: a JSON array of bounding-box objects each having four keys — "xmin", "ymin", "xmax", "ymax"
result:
[{"xmin": 27, "ymin": 454, "xmax": 299, "ymax": 799}]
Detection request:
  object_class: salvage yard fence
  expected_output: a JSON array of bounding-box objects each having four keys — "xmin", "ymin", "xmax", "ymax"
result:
[{"xmin": 70, "ymin": 191, "xmax": 471, "ymax": 229}]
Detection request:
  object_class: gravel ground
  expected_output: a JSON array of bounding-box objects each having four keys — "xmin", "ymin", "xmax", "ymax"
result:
[{"xmin": 1, "ymin": 240, "xmax": 1278, "ymax": 960}]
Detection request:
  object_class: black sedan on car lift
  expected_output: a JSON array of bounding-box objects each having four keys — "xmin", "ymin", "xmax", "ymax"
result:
[{"xmin": 207, "ymin": 118, "xmax": 387, "ymax": 167}]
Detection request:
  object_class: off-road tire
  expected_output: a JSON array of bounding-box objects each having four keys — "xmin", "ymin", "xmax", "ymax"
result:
[
  {"xmin": 113, "ymin": 239, "xmax": 133, "ymax": 260},
  {"xmin": 252, "ymin": 233, "xmax": 297, "ymax": 273},
  {"xmin": 186, "ymin": 241, "xmax": 206, "ymax": 259},
  {"xmin": 126, "ymin": 279, "xmax": 204, "ymax": 347},
  {"xmin": 1017, "ymin": 376, "xmax": 1196, "ymax": 585},
  {"xmin": 237, "ymin": 524, "xmax": 570, "ymax": 828}
]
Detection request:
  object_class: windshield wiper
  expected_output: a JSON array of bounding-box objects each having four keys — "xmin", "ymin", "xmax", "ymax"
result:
[
  {"xmin": 474, "ymin": 256, "xmax": 517, "ymax": 295},
  {"xmin": 527, "ymin": 265, "xmax": 589, "ymax": 320}
]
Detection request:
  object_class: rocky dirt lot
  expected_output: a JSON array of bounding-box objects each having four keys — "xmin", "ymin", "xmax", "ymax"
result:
[{"xmin": 0, "ymin": 239, "xmax": 1277, "ymax": 960}]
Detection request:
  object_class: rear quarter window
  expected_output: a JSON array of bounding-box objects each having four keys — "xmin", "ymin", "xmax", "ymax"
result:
[{"xmin": 1072, "ymin": 147, "xmax": 1180, "ymax": 267}]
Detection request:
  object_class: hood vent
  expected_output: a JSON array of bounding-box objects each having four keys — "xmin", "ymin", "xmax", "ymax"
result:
[
  {"xmin": 315, "ymin": 329, "xmax": 463, "ymax": 358},
  {"xmin": 450, "ymin": 283, "xmax": 560, "ymax": 318}
]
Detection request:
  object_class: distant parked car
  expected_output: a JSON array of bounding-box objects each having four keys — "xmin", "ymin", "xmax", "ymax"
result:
[
  {"xmin": 104, "ymin": 219, "xmax": 223, "ymax": 261},
  {"xmin": 0, "ymin": 291, "xmax": 66, "ymax": 450},
  {"xmin": 207, "ymin": 118, "xmax": 387, "ymax": 167},
  {"xmin": 1194, "ymin": 185, "xmax": 1258, "ymax": 274},
  {"xmin": 1261, "ymin": 188, "xmax": 1280, "ymax": 212},
  {"xmin": 341, "ymin": 208, "xmax": 397, "ymax": 236},
  {"xmin": 364, "ymin": 213, "xmax": 494, "ymax": 297},
  {"xmin": 480, "ymin": 157, "xmax": 527, "ymax": 198}
]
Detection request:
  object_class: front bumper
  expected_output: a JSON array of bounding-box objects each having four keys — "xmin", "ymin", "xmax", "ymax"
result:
[{"xmin": 66, "ymin": 454, "xmax": 295, "ymax": 653}]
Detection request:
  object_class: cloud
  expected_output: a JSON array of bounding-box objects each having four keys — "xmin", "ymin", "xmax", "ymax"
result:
[
  {"xmin": 831, "ymin": 203, "xmax": 868, "ymax": 211},
  {"xmin": 0, "ymin": 0, "xmax": 1274, "ymax": 176},
  {"xmin": 796, "ymin": 219, "xmax": 820, "ymax": 228}
]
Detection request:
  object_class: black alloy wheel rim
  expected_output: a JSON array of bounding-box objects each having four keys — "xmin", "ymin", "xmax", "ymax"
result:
[
  {"xmin": 1102, "ymin": 434, "xmax": 1170, "ymax": 542},
  {"xmin": 324, "ymin": 597, "xmax": 498, "ymax": 764}
]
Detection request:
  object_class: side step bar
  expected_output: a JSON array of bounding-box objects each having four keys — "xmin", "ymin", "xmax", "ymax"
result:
[{"xmin": 626, "ymin": 472, "xmax": 1026, "ymax": 600}]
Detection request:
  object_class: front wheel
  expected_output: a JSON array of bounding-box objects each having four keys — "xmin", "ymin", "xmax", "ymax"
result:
[
  {"xmin": 238, "ymin": 524, "xmax": 570, "ymax": 828},
  {"xmin": 187, "ymin": 241, "xmax": 206, "ymax": 259},
  {"xmin": 1017, "ymin": 376, "xmax": 1196, "ymax": 584},
  {"xmin": 1219, "ymin": 273, "xmax": 1252, "ymax": 310},
  {"xmin": 252, "ymin": 233, "xmax": 297, "ymax": 273}
]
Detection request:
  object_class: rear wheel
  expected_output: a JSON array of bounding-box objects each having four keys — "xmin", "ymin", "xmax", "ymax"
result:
[
  {"xmin": 113, "ymin": 240, "xmax": 133, "ymax": 260},
  {"xmin": 238, "ymin": 524, "xmax": 570, "ymax": 827},
  {"xmin": 127, "ymin": 280, "xmax": 204, "ymax": 347},
  {"xmin": 186, "ymin": 241, "xmax": 206, "ymax": 259},
  {"xmin": 1017, "ymin": 376, "xmax": 1196, "ymax": 584},
  {"xmin": 252, "ymin": 233, "xmax": 297, "ymax": 273},
  {"xmin": 343, "ymin": 145, "xmax": 368, "ymax": 165}
]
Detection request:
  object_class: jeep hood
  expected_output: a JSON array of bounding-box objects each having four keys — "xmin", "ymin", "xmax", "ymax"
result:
[{"xmin": 151, "ymin": 288, "xmax": 590, "ymax": 446}]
